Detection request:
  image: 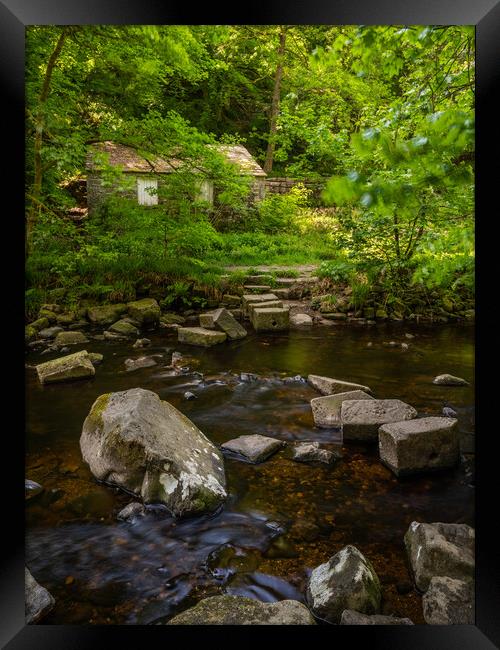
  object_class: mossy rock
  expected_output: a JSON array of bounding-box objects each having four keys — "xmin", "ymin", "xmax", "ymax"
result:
[
  {"xmin": 25, "ymin": 325, "xmax": 37, "ymax": 342},
  {"xmin": 38, "ymin": 309, "xmax": 57, "ymax": 324},
  {"xmin": 29, "ymin": 317, "xmax": 49, "ymax": 332}
]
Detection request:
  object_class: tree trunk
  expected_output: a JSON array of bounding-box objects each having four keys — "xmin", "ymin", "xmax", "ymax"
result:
[
  {"xmin": 26, "ymin": 28, "xmax": 69, "ymax": 257},
  {"xmin": 263, "ymin": 27, "xmax": 287, "ymax": 175}
]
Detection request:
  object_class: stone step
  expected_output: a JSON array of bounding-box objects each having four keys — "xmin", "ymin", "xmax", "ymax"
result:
[
  {"xmin": 242, "ymin": 293, "xmax": 279, "ymax": 313},
  {"xmin": 177, "ymin": 327, "xmax": 227, "ymax": 347},
  {"xmin": 247, "ymin": 300, "xmax": 283, "ymax": 316},
  {"xmin": 243, "ymin": 285, "xmax": 271, "ymax": 293},
  {"xmin": 251, "ymin": 307, "xmax": 290, "ymax": 332}
]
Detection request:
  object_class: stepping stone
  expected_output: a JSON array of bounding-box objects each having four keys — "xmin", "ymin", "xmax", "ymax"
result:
[
  {"xmin": 340, "ymin": 610, "xmax": 414, "ymax": 625},
  {"xmin": 243, "ymin": 285, "xmax": 271, "ymax": 293},
  {"xmin": 311, "ymin": 390, "xmax": 374, "ymax": 428},
  {"xmin": 379, "ymin": 416, "xmax": 459, "ymax": 476},
  {"xmin": 433, "ymin": 374, "xmax": 469, "ymax": 386},
  {"xmin": 252, "ymin": 307, "xmax": 289, "ymax": 332},
  {"xmin": 275, "ymin": 278, "xmax": 296, "ymax": 286},
  {"xmin": 212, "ymin": 307, "xmax": 247, "ymax": 340},
  {"xmin": 273, "ymin": 288, "xmax": 290, "ymax": 299},
  {"xmin": 178, "ymin": 327, "xmax": 227, "ymax": 347},
  {"xmin": 247, "ymin": 300, "xmax": 283, "ymax": 315},
  {"xmin": 244, "ymin": 274, "xmax": 273, "ymax": 284},
  {"xmin": 199, "ymin": 312, "xmax": 215, "ymax": 329},
  {"xmin": 307, "ymin": 374, "xmax": 372, "ymax": 396},
  {"xmin": 242, "ymin": 293, "xmax": 279, "ymax": 313},
  {"xmin": 36, "ymin": 350, "xmax": 95, "ymax": 385},
  {"xmin": 221, "ymin": 434, "xmax": 284, "ymax": 463},
  {"xmin": 292, "ymin": 442, "xmax": 338, "ymax": 465},
  {"xmin": 341, "ymin": 399, "xmax": 417, "ymax": 441},
  {"xmin": 54, "ymin": 331, "xmax": 88, "ymax": 346}
]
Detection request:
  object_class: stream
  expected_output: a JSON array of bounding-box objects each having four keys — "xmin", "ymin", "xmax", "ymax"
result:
[{"xmin": 25, "ymin": 321, "xmax": 474, "ymax": 625}]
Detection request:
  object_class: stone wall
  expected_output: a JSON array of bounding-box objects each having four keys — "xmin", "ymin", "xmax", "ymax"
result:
[{"xmin": 263, "ymin": 177, "xmax": 326, "ymax": 202}]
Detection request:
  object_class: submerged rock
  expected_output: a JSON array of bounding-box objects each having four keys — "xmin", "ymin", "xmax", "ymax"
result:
[
  {"xmin": 221, "ymin": 434, "xmax": 284, "ymax": 463},
  {"xmin": 178, "ymin": 327, "xmax": 227, "ymax": 347},
  {"xmin": 80, "ymin": 388, "xmax": 226, "ymax": 517},
  {"xmin": 379, "ymin": 416, "xmax": 459, "ymax": 476},
  {"xmin": 340, "ymin": 610, "xmax": 414, "ymax": 625},
  {"xmin": 166, "ymin": 595, "xmax": 315, "ymax": 625},
  {"xmin": 433, "ymin": 374, "xmax": 470, "ymax": 386},
  {"xmin": 88, "ymin": 352, "xmax": 104, "ymax": 366},
  {"xmin": 124, "ymin": 356, "xmax": 157, "ymax": 371},
  {"xmin": 25, "ymin": 568, "xmax": 55, "ymax": 624},
  {"xmin": 36, "ymin": 350, "xmax": 95, "ymax": 385},
  {"xmin": 212, "ymin": 307, "xmax": 247, "ymax": 340},
  {"xmin": 311, "ymin": 390, "xmax": 374, "ymax": 428},
  {"xmin": 422, "ymin": 576, "xmax": 475, "ymax": 625},
  {"xmin": 117, "ymin": 501, "xmax": 146, "ymax": 522},
  {"xmin": 341, "ymin": 399, "xmax": 417, "ymax": 441},
  {"xmin": 292, "ymin": 442, "xmax": 338, "ymax": 465},
  {"xmin": 307, "ymin": 374, "xmax": 372, "ymax": 396},
  {"xmin": 306, "ymin": 545, "xmax": 381, "ymax": 624},
  {"xmin": 404, "ymin": 521, "xmax": 475, "ymax": 591}
]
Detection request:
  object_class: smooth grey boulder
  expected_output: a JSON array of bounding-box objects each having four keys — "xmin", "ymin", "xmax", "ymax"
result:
[
  {"xmin": 251, "ymin": 307, "xmax": 289, "ymax": 332},
  {"xmin": 212, "ymin": 307, "xmax": 247, "ymax": 340},
  {"xmin": 167, "ymin": 595, "xmax": 315, "ymax": 625},
  {"xmin": 36, "ymin": 350, "xmax": 95, "ymax": 385},
  {"xmin": 108, "ymin": 319, "xmax": 140, "ymax": 337},
  {"xmin": 307, "ymin": 374, "xmax": 372, "ymax": 396},
  {"xmin": 404, "ymin": 521, "xmax": 475, "ymax": 591},
  {"xmin": 87, "ymin": 303, "xmax": 127, "ymax": 326},
  {"xmin": 80, "ymin": 388, "xmax": 227, "ymax": 517},
  {"xmin": 292, "ymin": 442, "xmax": 338, "ymax": 465},
  {"xmin": 178, "ymin": 327, "xmax": 227, "ymax": 347},
  {"xmin": 127, "ymin": 298, "xmax": 160, "ymax": 327},
  {"xmin": 340, "ymin": 610, "xmax": 414, "ymax": 625},
  {"xmin": 379, "ymin": 416, "xmax": 459, "ymax": 476},
  {"xmin": 39, "ymin": 326, "xmax": 64, "ymax": 339},
  {"xmin": 25, "ymin": 568, "xmax": 55, "ymax": 624},
  {"xmin": 422, "ymin": 576, "xmax": 475, "ymax": 625},
  {"xmin": 221, "ymin": 434, "xmax": 284, "ymax": 463},
  {"xmin": 290, "ymin": 313, "xmax": 313, "ymax": 326},
  {"xmin": 341, "ymin": 399, "xmax": 417, "ymax": 441},
  {"xmin": 124, "ymin": 356, "xmax": 157, "ymax": 371},
  {"xmin": 306, "ymin": 545, "xmax": 381, "ymax": 624},
  {"xmin": 433, "ymin": 374, "xmax": 470, "ymax": 386},
  {"xmin": 311, "ymin": 390, "xmax": 374, "ymax": 428},
  {"xmin": 54, "ymin": 331, "xmax": 88, "ymax": 346}
]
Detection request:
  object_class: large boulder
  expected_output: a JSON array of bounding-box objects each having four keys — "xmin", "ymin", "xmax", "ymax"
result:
[
  {"xmin": 221, "ymin": 434, "xmax": 284, "ymax": 463},
  {"xmin": 54, "ymin": 331, "xmax": 89, "ymax": 346},
  {"xmin": 341, "ymin": 399, "xmax": 417, "ymax": 441},
  {"xmin": 167, "ymin": 595, "xmax": 315, "ymax": 625},
  {"xmin": 404, "ymin": 521, "xmax": 475, "ymax": 591},
  {"xmin": 127, "ymin": 298, "xmax": 160, "ymax": 327},
  {"xmin": 212, "ymin": 307, "xmax": 247, "ymax": 340},
  {"xmin": 80, "ymin": 388, "xmax": 226, "ymax": 517},
  {"xmin": 379, "ymin": 416, "xmax": 459, "ymax": 476},
  {"xmin": 25, "ymin": 568, "xmax": 55, "ymax": 624},
  {"xmin": 311, "ymin": 390, "xmax": 374, "ymax": 428},
  {"xmin": 36, "ymin": 350, "xmax": 95, "ymax": 385},
  {"xmin": 251, "ymin": 307, "xmax": 289, "ymax": 332},
  {"xmin": 39, "ymin": 326, "xmax": 64, "ymax": 339},
  {"xmin": 178, "ymin": 327, "xmax": 227, "ymax": 347},
  {"xmin": 433, "ymin": 374, "xmax": 469, "ymax": 386},
  {"xmin": 290, "ymin": 312, "xmax": 313, "ymax": 327},
  {"xmin": 306, "ymin": 545, "xmax": 381, "ymax": 623},
  {"xmin": 87, "ymin": 303, "xmax": 127, "ymax": 326},
  {"xmin": 422, "ymin": 576, "xmax": 475, "ymax": 625},
  {"xmin": 340, "ymin": 610, "xmax": 414, "ymax": 625},
  {"xmin": 307, "ymin": 375, "xmax": 372, "ymax": 396}
]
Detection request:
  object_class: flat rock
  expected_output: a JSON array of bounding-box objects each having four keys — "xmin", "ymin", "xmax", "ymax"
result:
[
  {"xmin": 243, "ymin": 285, "xmax": 271, "ymax": 292},
  {"xmin": 87, "ymin": 303, "xmax": 127, "ymax": 326},
  {"xmin": 80, "ymin": 388, "xmax": 226, "ymax": 517},
  {"xmin": 379, "ymin": 416, "xmax": 459, "ymax": 476},
  {"xmin": 178, "ymin": 327, "xmax": 227, "ymax": 347},
  {"xmin": 127, "ymin": 298, "xmax": 160, "ymax": 327},
  {"xmin": 248, "ymin": 300, "xmax": 283, "ymax": 315},
  {"xmin": 422, "ymin": 576, "xmax": 474, "ymax": 625},
  {"xmin": 212, "ymin": 307, "xmax": 247, "ymax": 339},
  {"xmin": 221, "ymin": 434, "xmax": 283, "ymax": 463},
  {"xmin": 292, "ymin": 442, "xmax": 338, "ymax": 465},
  {"xmin": 25, "ymin": 568, "xmax": 55, "ymax": 624},
  {"xmin": 167, "ymin": 595, "xmax": 315, "ymax": 625},
  {"xmin": 404, "ymin": 521, "xmax": 475, "ymax": 591},
  {"xmin": 307, "ymin": 374, "xmax": 372, "ymax": 396},
  {"xmin": 340, "ymin": 610, "xmax": 414, "ymax": 625},
  {"xmin": 199, "ymin": 312, "xmax": 215, "ymax": 329},
  {"xmin": 242, "ymin": 293, "xmax": 279, "ymax": 313},
  {"xmin": 341, "ymin": 399, "xmax": 417, "ymax": 441},
  {"xmin": 290, "ymin": 313, "xmax": 313, "ymax": 326},
  {"xmin": 252, "ymin": 307, "xmax": 289, "ymax": 332},
  {"xmin": 54, "ymin": 331, "xmax": 89, "ymax": 346},
  {"xmin": 38, "ymin": 326, "xmax": 64, "ymax": 339},
  {"xmin": 306, "ymin": 545, "xmax": 381, "ymax": 624},
  {"xmin": 124, "ymin": 356, "xmax": 158, "ymax": 371},
  {"xmin": 108, "ymin": 319, "xmax": 140, "ymax": 337},
  {"xmin": 433, "ymin": 374, "xmax": 469, "ymax": 386},
  {"xmin": 36, "ymin": 350, "xmax": 95, "ymax": 385},
  {"xmin": 161, "ymin": 313, "xmax": 186, "ymax": 325},
  {"xmin": 311, "ymin": 390, "xmax": 374, "ymax": 428}
]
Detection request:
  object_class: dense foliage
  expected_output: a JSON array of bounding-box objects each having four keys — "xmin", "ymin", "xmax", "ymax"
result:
[{"xmin": 25, "ymin": 25, "xmax": 474, "ymax": 316}]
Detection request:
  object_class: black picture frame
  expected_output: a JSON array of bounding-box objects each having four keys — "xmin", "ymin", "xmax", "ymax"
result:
[{"xmin": 4, "ymin": 0, "xmax": 498, "ymax": 647}]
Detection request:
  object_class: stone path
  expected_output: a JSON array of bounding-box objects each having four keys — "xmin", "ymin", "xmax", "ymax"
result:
[{"xmin": 224, "ymin": 264, "xmax": 319, "ymax": 276}]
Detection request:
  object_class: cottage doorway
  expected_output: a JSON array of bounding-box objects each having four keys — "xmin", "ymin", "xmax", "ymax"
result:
[{"xmin": 137, "ymin": 178, "xmax": 158, "ymax": 205}]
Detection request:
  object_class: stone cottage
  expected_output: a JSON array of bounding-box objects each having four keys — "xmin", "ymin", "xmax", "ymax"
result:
[{"xmin": 85, "ymin": 141, "xmax": 267, "ymax": 212}]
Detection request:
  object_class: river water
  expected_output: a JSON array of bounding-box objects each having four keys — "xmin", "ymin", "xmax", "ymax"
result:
[{"xmin": 25, "ymin": 322, "xmax": 474, "ymax": 624}]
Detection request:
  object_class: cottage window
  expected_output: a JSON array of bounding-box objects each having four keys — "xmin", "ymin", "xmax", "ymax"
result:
[{"xmin": 137, "ymin": 178, "xmax": 158, "ymax": 205}]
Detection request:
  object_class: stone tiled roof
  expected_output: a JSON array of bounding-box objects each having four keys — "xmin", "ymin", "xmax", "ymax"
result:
[{"xmin": 86, "ymin": 141, "xmax": 266, "ymax": 176}]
